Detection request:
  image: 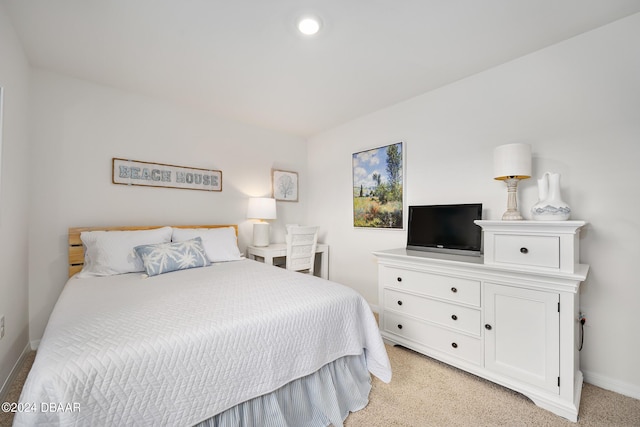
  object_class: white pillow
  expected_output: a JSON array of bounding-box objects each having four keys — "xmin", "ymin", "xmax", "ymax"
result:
[
  {"xmin": 171, "ymin": 227, "xmax": 242, "ymax": 262},
  {"xmin": 78, "ymin": 227, "xmax": 173, "ymax": 277}
]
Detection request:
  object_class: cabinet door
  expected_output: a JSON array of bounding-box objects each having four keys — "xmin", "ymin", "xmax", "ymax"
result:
[{"xmin": 484, "ymin": 282, "xmax": 560, "ymax": 393}]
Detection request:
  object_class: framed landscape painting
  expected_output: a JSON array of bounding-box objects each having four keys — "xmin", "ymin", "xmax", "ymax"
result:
[
  {"xmin": 0, "ymin": 87, "xmax": 3, "ymax": 202},
  {"xmin": 352, "ymin": 142, "xmax": 404, "ymax": 229}
]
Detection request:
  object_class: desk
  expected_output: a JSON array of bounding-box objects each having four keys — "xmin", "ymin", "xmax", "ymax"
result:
[{"xmin": 247, "ymin": 243, "xmax": 329, "ymax": 279}]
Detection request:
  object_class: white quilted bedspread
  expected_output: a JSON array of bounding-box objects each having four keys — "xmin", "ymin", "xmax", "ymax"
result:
[{"xmin": 15, "ymin": 259, "xmax": 391, "ymax": 426}]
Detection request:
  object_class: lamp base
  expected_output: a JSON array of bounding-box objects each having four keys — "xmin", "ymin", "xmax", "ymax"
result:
[
  {"xmin": 501, "ymin": 177, "xmax": 524, "ymax": 221},
  {"xmin": 501, "ymin": 209, "xmax": 524, "ymax": 221},
  {"xmin": 252, "ymin": 223, "xmax": 270, "ymax": 247}
]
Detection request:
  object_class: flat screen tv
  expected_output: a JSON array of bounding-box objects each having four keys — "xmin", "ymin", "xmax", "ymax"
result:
[{"xmin": 406, "ymin": 203, "xmax": 482, "ymax": 256}]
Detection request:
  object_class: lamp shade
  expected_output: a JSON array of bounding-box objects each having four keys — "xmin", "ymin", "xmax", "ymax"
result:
[
  {"xmin": 493, "ymin": 143, "xmax": 532, "ymax": 180},
  {"xmin": 247, "ymin": 197, "xmax": 277, "ymax": 220}
]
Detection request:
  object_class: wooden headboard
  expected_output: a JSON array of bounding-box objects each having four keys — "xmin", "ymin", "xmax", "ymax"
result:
[{"xmin": 68, "ymin": 224, "xmax": 238, "ymax": 278}]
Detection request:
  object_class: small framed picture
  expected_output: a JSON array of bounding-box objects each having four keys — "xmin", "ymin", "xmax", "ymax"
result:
[{"xmin": 272, "ymin": 169, "xmax": 298, "ymax": 202}]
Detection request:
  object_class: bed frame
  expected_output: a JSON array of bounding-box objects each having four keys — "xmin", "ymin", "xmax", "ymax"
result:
[{"xmin": 68, "ymin": 225, "xmax": 238, "ymax": 278}]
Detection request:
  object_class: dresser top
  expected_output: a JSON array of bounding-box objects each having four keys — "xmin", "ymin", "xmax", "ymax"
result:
[
  {"xmin": 373, "ymin": 247, "xmax": 589, "ymax": 282},
  {"xmin": 475, "ymin": 220, "xmax": 587, "ymax": 234},
  {"xmin": 374, "ymin": 247, "xmax": 485, "ymax": 264}
]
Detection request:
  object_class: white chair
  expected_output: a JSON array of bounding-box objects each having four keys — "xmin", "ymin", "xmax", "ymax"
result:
[
  {"xmin": 285, "ymin": 226, "xmax": 319, "ymax": 275},
  {"xmin": 285, "ymin": 224, "xmax": 300, "ymax": 235}
]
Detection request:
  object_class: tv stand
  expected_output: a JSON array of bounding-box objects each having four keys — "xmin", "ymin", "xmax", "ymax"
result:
[{"xmin": 374, "ymin": 220, "xmax": 588, "ymax": 422}]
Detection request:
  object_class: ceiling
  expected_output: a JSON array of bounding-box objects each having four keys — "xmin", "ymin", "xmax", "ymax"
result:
[{"xmin": 4, "ymin": 1, "xmax": 640, "ymax": 137}]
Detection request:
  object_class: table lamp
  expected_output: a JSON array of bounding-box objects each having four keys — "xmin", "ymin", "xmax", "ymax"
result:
[
  {"xmin": 247, "ymin": 197, "xmax": 277, "ymax": 246},
  {"xmin": 494, "ymin": 143, "xmax": 531, "ymax": 220}
]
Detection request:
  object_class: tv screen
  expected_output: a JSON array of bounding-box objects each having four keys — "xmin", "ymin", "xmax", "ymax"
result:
[{"xmin": 406, "ymin": 204, "xmax": 482, "ymax": 256}]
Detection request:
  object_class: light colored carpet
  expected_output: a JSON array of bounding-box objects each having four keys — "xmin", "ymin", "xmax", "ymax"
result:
[
  {"xmin": 2, "ymin": 347, "xmax": 639, "ymax": 427},
  {"xmin": 346, "ymin": 344, "xmax": 640, "ymax": 426},
  {"xmin": 1, "ymin": 351, "xmax": 35, "ymax": 427}
]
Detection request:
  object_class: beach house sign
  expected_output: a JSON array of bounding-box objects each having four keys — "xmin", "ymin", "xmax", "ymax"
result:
[{"xmin": 112, "ymin": 158, "xmax": 222, "ymax": 192}]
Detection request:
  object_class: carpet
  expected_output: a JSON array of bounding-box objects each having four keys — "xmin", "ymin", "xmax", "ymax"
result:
[{"xmin": 2, "ymin": 346, "xmax": 639, "ymax": 427}]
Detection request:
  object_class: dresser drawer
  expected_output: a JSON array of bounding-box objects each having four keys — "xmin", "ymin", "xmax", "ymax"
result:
[
  {"xmin": 383, "ymin": 312, "xmax": 482, "ymax": 365},
  {"xmin": 383, "ymin": 289, "xmax": 481, "ymax": 335},
  {"xmin": 494, "ymin": 234, "xmax": 560, "ymax": 269},
  {"xmin": 380, "ymin": 266, "xmax": 480, "ymax": 306}
]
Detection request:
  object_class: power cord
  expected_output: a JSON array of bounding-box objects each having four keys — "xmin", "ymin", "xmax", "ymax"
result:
[{"xmin": 578, "ymin": 314, "xmax": 586, "ymax": 351}]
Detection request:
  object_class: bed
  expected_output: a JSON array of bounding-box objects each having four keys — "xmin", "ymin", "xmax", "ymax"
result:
[{"xmin": 14, "ymin": 225, "xmax": 391, "ymax": 427}]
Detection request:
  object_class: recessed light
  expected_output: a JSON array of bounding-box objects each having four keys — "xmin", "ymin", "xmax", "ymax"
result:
[{"xmin": 297, "ymin": 16, "xmax": 321, "ymax": 36}]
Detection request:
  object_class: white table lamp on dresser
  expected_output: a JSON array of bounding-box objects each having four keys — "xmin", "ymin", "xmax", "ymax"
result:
[
  {"xmin": 247, "ymin": 197, "xmax": 276, "ymax": 247},
  {"xmin": 494, "ymin": 142, "xmax": 531, "ymax": 220}
]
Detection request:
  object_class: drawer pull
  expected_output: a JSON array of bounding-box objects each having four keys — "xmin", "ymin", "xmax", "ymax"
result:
[
  {"xmin": 451, "ymin": 342, "xmax": 458, "ymax": 348},
  {"xmin": 397, "ymin": 277, "xmax": 402, "ymax": 282},
  {"xmin": 451, "ymin": 314, "xmax": 458, "ymax": 321},
  {"xmin": 397, "ymin": 324, "xmax": 403, "ymax": 330},
  {"xmin": 520, "ymin": 247, "xmax": 529, "ymax": 254},
  {"xmin": 485, "ymin": 324, "xmax": 492, "ymax": 330},
  {"xmin": 397, "ymin": 300, "xmax": 403, "ymax": 306},
  {"xmin": 451, "ymin": 287, "xmax": 458, "ymax": 293}
]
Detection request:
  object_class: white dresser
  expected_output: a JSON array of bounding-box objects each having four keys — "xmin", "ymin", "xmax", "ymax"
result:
[{"xmin": 374, "ymin": 220, "xmax": 588, "ymax": 422}]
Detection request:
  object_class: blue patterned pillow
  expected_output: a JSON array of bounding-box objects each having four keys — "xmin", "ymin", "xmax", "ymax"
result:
[{"xmin": 134, "ymin": 237, "xmax": 210, "ymax": 277}]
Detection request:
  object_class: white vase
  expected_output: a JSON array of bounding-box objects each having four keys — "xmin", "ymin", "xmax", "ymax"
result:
[{"xmin": 531, "ymin": 172, "xmax": 571, "ymax": 220}]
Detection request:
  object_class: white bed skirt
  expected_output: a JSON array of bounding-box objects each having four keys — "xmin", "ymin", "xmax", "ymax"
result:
[{"xmin": 196, "ymin": 353, "xmax": 371, "ymax": 427}]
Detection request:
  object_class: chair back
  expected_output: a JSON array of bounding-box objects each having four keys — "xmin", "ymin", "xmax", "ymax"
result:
[{"xmin": 285, "ymin": 226, "xmax": 319, "ymax": 274}]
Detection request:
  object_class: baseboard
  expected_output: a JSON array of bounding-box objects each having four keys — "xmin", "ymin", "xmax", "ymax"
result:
[
  {"xmin": 0, "ymin": 343, "xmax": 31, "ymax": 402},
  {"xmin": 583, "ymin": 369, "xmax": 640, "ymax": 400},
  {"xmin": 369, "ymin": 304, "xmax": 379, "ymax": 314},
  {"xmin": 30, "ymin": 339, "xmax": 40, "ymax": 350}
]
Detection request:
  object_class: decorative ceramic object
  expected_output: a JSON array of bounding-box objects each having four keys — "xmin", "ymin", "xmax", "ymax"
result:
[{"xmin": 531, "ymin": 172, "xmax": 570, "ymax": 220}]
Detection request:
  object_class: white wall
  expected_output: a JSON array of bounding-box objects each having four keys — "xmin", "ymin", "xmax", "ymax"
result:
[
  {"xmin": 27, "ymin": 69, "xmax": 308, "ymax": 341},
  {"xmin": 307, "ymin": 14, "xmax": 640, "ymax": 398},
  {"xmin": 0, "ymin": 2, "xmax": 30, "ymax": 396}
]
